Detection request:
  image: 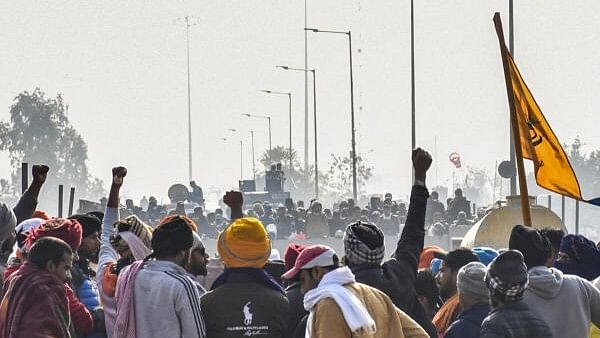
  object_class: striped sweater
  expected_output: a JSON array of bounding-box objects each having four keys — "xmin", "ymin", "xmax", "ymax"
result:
[{"xmin": 132, "ymin": 260, "xmax": 206, "ymax": 337}]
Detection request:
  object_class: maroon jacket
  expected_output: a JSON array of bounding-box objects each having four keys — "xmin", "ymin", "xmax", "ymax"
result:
[{"xmin": 0, "ymin": 262, "xmax": 75, "ymax": 338}]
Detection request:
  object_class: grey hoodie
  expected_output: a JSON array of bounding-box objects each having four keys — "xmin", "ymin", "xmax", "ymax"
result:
[{"xmin": 523, "ymin": 266, "xmax": 600, "ymax": 338}]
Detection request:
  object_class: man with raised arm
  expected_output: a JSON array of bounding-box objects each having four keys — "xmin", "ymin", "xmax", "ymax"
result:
[
  {"xmin": 342, "ymin": 148, "xmax": 437, "ymax": 337},
  {"xmin": 97, "ymin": 167, "xmax": 153, "ymax": 338}
]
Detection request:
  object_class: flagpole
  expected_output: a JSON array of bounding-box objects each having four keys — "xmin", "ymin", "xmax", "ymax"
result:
[
  {"xmin": 493, "ymin": 13, "xmax": 532, "ymax": 226},
  {"xmin": 410, "ymin": 0, "xmax": 416, "ymax": 185},
  {"xmin": 508, "ymin": 0, "xmax": 517, "ymax": 196}
]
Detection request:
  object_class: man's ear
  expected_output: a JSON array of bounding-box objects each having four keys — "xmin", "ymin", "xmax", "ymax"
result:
[{"xmin": 46, "ymin": 260, "xmax": 56, "ymax": 272}]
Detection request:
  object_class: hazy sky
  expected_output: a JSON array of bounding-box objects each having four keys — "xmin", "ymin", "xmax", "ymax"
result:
[{"xmin": 1, "ymin": 1, "xmax": 599, "ymax": 205}]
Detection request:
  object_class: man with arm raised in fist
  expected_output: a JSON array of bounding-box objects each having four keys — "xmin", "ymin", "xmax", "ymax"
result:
[{"xmin": 97, "ymin": 167, "xmax": 153, "ymax": 338}]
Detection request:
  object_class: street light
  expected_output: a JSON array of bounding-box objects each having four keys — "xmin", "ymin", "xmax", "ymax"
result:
[
  {"xmin": 250, "ymin": 130, "xmax": 256, "ymax": 181},
  {"xmin": 222, "ymin": 136, "xmax": 243, "ymax": 180},
  {"xmin": 260, "ymin": 90, "xmax": 293, "ymax": 172},
  {"xmin": 176, "ymin": 16, "xmax": 199, "ymax": 182},
  {"xmin": 305, "ymin": 27, "xmax": 358, "ymax": 200},
  {"xmin": 241, "ymin": 114, "xmax": 272, "ymax": 156},
  {"xmin": 277, "ymin": 65, "xmax": 320, "ymax": 199}
]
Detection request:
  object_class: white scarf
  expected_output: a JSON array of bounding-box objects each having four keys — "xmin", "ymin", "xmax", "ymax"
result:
[
  {"xmin": 304, "ymin": 266, "xmax": 376, "ymax": 337},
  {"xmin": 119, "ymin": 231, "xmax": 152, "ymax": 260}
]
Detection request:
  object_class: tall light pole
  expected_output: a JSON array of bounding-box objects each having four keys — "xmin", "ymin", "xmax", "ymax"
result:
[
  {"xmin": 222, "ymin": 136, "xmax": 243, "ymax": 180},
  {"xmin": 306, "ymin": 28, "xmax": 357, "ymax": 200},
  {"xmin": 261, "ymin": 90, "xmax": 293, "ymax": 172},
  {"xmin": 250, "ymin": 130, "xmax": 256, "ymax": 181},
  {"xmin": 239, "ymin": 140, "xmax": 243, "ymax": 181},
  {"xmin": 242, "ymin": 114, "xmax": 272, "ymax": 160},
  {"xmin": 277, "ymin": 65, "xmax": 319, "ymax": 199},
  {"xmin": 304, "ymin": 0, "xmax": 309, "ymax": 181},
  {"xmin": 177, "ymin": 15, "xmax": 199, "ymax": 182}
]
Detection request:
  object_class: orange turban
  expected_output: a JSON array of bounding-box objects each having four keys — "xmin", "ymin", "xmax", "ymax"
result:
[
  {"xmin": 32, "ymin": 210, "xmax": 50, "ymax": 220},
  {"xmin": 218, "ymin": 217, "xmax": 270, "ymax": 268},
  {"xmin": 419, "ymin": 245, "xmax": 442, "ymax": 270}
]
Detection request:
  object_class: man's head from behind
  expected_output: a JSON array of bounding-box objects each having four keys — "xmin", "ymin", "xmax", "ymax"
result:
[
  {"xmin": 282, "ymin": 245, "xmax": 339, "ymax": 294},
  {"xmin": 343, "ymin": 221, "xmax": 385, "ymax": 267},
  {"xmin": 456, "ymin": 262, "xmax": 488, "ymax": 308},
  {"xmin": 540, "ymin": 228, "xmax": 565, "ymax": 263},
  {"xmin": 28, "ymin": 237, "xmax": 73, "ymax": 283},
  {"xmin": 153, "ymin": 216, "xmax": 194, "ymax": 268},
  {"xmin": 485, "ymin": 250, "xmax": 528, "ymax": 307},
  {"xmin": 431, "ymin": 191, "xmax": 439, "ymax": 201},
  {"xmin": 434, "ymin": 247, "xmax": 479, "ymax": 299},
  {"xmin": 509, "ymin": 225, "xmax": 553, "ymax": 269},
  {"xmin": 217, "ymin": 217, "xmax": 271, "ymax": 269}
]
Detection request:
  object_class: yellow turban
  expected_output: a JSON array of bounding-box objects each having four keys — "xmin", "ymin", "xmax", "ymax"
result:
[{"xmin": 218, "ymin": 217, "xmax": 271, "ymax": 268}]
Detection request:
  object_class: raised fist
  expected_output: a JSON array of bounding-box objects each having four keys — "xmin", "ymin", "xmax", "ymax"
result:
[
  {"xmin": 32, "ymin": 165, "xmax": 49, "ymax": 184},
  {"xmin": 223, "ymin": 191, "xmax": 243, "ymax": 209},
  {"xmin": 112, "ymin": 167, "xmax": 127, "ymax": 186},
  {"xmin": 412, "ymin": 148, "xmax": 432, "ymax": 181}
]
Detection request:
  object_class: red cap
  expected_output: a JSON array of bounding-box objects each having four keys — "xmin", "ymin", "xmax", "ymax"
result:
[
  {"xmin": 282, "ymin": 245, "xmax": 336, "ymax": 281},
  {"xmin": 284, "ymin": 243, "xmax": 307, "ymax": 271}
]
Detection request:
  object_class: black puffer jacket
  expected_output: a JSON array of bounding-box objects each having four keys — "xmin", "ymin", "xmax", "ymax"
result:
[
  {"xmin": 285, "ymin": 281, "xmax": 307, "ymax": 336},
  {"xmin": 350, "ymin": 185, "xmax": 437, "ymax": 338},
  {"xmin": 480, "ymin": 301, "xmax": 552, "ymax": 338},
  {"xmin": 201, "ymin": 270, "xmax": 289, "ymax": 338}
]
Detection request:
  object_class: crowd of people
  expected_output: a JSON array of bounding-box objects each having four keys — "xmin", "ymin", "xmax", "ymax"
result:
[
  {"xmin": 1, "ymin": 148, "xmax": 600, "ymax": 338},
  {"xmin": 117, "ymin": 180, "xmax": 478, "ymax": 242}
]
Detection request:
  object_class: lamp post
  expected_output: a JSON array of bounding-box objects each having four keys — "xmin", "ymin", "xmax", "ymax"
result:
[
  {"xmin": 222, "ymin": 136, "xmax": 243, "ymax": 180},
  {"xmin": 305, "ymin": 28, "xmax": 357, "ymax": 200},
  {"xmin": 241, "ymin": 114, "xmax": 272, "ymax": 157},
  {"xmin": 260, "ymin": 90, "xmax": 293, "ymax": 171},
  {"xmin": 277, "ymin": 66, "xmax": 319, "ymax": 199},
  {"xmin": 250, "ymin": 130, "xmax": 256, "ymax": 181}
]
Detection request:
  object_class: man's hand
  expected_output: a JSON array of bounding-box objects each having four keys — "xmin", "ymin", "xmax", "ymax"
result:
[
  {"xmin": 112, "ymin": 167, "xmax": 127, "ymax": 187},
  {"xmin": 223, "ymin": 191, "xmax": 243, "ymax": 209},
  {"xmin": 412, "ymin": 148, "xmax": 432, "ymax": 183},
  {"xmin": 31, "ymin": 165, "xmax": 49, "ymax": 184}
]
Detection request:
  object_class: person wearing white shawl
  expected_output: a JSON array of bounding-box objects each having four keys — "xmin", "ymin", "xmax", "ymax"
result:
[{"xmin": 282, "ymin": 244, "xmax": 428, "ymax": 338}]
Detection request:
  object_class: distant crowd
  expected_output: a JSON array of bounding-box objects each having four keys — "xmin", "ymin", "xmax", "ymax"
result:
[{"xmin": 1, "ymin": 148, "xmax": 600, "ymax": 338}]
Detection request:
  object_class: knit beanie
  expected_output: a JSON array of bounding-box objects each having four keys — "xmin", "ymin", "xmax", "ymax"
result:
[
  {"xmin": 509, "ymin": 225, "xmax": 552, "ymax": 269},
  {"xmin": 114, "ymin": 215, "xmax": 153, "ymax": 249},
  {"xmin": 284, "ymin": 243, "xmax": 307, "ymax": 271},
  {"xmin": 457, "ymin": 262, "xmax": 489, "ymax": 303},
  {"xmin": 0, "ymin": 202, "xmax": 17, "ymax": 245},
  {"xmin": 218, "ymin": 217, "xmax": 271, "ymax": 268},
  {"xmin": 26, "ymin": 218, "xmax": 83, "ymax": 252},
  {"xmin": 68, "ymin": 214, "xmax": 101, "ymax": 238},
  {"xmin": 344, "ymin": 221, "xmax": 385, "ymax": 266},
  {"xmin": 485, "ymin": 250, "xmax": 528, "ymax": 302},
  {"xmin": 554, "ymin": 234, "xmax": 600, "ymax": 281}
]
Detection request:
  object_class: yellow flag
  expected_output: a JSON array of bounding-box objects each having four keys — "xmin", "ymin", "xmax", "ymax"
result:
[{"xmin": 505, "ymin": 53, "xmax": 583, "ymax": 199}]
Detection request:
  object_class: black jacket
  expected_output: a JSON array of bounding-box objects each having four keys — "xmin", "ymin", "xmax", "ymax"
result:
[
  {"xmin": 285, "ymin": 281, "xmax": 307, "ymax": 337},
  {"xmin": 350, "ymin": 185, "xmax": 437, "ymax": 338},
  {"xmin": 201, "ymin": 270, "xmax": 289, "ymax": 338},
  {"xmin": 480, "ymin": 301, "xmax": 552, "ymax": 338}
]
